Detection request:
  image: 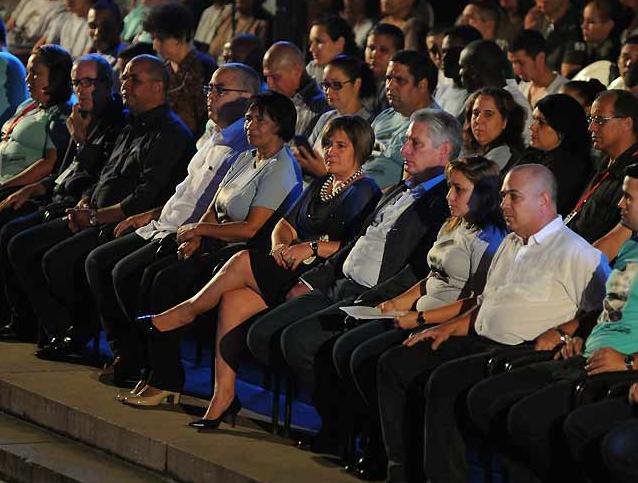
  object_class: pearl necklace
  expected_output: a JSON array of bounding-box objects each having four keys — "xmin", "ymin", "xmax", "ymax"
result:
[{"xmin": 319, "ymin": 168, "xmax": 363, "ymax": 202}]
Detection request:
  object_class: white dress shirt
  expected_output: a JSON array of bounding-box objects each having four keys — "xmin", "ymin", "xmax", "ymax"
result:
[{"xmin": 474, "ymin": 216, "xmax": 610, "ymax": 344}]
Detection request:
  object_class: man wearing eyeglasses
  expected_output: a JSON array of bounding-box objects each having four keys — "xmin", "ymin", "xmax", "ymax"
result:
[
  {"xmin": 82, "ymin": 63, "xmax": 259, "ymax": 383},
  {"xmin": 0, "ymin": 53, "xmax": 124, "ymax": 342},
  {"xmin": 566, "ymin": 89, "xmax": 638, "ymax": 243},
  {"xmin": 6, "ymin": 54, "xmax": 195, "ymax": 360}
]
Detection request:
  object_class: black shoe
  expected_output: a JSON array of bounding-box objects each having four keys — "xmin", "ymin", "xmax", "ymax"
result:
[
  {"xmin": 356, "ymin": 456, "xmax": 387, "ymax": 481},
  {"xmin": 35, "ymin": 335, "xmax": 84, "ymax": 360},
  {"xmin": 0, "ymin": 322, "xmax": 17, "ymax": 340},
  {"xmin": 188, "ymin": 397, "xmax": 242, "ymax": 430}
]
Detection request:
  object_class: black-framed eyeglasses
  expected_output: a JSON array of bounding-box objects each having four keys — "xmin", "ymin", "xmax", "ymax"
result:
[
  {"xmin": 320, "ymin": 80, "xmax": 354, "ymax": 91},
  {"xmin": 71, "ymin": 77, "xmax": 99, "ymax": 88},
  {"xmin": 203, "ymin": 83, "xmax": 249, "ymax": 96},
  {"xmin": 586, "ymin": 115, "xmax": 626, "ymax": 126}
]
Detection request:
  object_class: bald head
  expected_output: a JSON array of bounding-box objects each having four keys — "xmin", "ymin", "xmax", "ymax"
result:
[
  {"xmin": 263, "ymin": 41, "xmax": 305, "ymax": 70},
  {"xmin": 120, "ymin": 54, "xmax": 168, "ymax": 113},
  {"xmin": 262, "ymin": 41, "xmax": 305, "ymax": 97},
  {"xmin": 501, "ymin": 164, "xmax": 558, "ymax": 240},
  {"xmin": 509, "ymin": 164, "xmax": 558, "ymax": 207}
]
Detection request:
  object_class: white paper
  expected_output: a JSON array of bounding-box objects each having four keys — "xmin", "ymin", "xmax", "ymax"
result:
[{"xmin": 340, "ymin": 306, "xmax": 408, "ymax": 320}]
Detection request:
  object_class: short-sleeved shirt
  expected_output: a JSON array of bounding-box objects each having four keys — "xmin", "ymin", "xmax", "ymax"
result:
[
  {"xmin": 0, "ymin": 99, "xmax": 69, "ymax": 182},
  {"xmin": 584, "ymin": 237, "xmax": 638, "ymax": 357},
  {"xmin": 416, "ymin": 222, "xmax": 506, "ymax": 311},
  {"xmin": 213, "ymin": 146, "xmax": 302, "ymax": 223},
  {"xmin": 474, "ymin": 217, "xmax": 610, "ymax": 345}
]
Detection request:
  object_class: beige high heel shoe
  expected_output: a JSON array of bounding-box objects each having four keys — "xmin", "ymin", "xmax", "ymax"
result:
[
  {"xmin": 122, "ymin": 387, "xmax": 181, "ymax": 406},
  {"xmin": 115, "ymin": 379, "xmax": 147, "ymax": 402}
]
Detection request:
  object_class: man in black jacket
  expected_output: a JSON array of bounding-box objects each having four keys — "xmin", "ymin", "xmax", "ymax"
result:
[
  {"xmin": 0, "ymin": 53, "xmax": 125, "ymax": 341},
  {"xmin": 9, "ymin": 54, "xmax": 195, "ymax": 356},
  {"xmin": 566, "ymin": 89, "xmax": 638, "ymax": 243},
  {"xmin": 246, "ymin": 108, "xmax": 460, "ymax": 444}
]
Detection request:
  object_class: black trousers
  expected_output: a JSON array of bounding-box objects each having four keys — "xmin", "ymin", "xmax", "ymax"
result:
[
  {"xmin": 247, "ymin": 278, "xmax": 367, "ymax": 390},
  {"xmin": 8, "ymin": 218, "xmax": 102, "ymax": 340},
  {"xmin": 466, "ymin": 356, "xmax": 589, "ymax": 481},
  {"xmin": 377, "ymin": 335, "xmax": 505, "ymax": 483},
  {"xmin": 0, "ymin": 208, "xmax": 43, "ymax": 332},
  {"xmin": 563, "ymin": 397, "xmax": 637, "ymax": 482},
  {"xmin": 84, "ymin": 232, "xmax": 151, "ymax": 360}
]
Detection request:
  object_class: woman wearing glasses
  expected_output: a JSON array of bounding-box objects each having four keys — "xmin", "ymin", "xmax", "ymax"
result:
[
  {"xmin": 517, "ymin": 94, "xmax": 592, "ymax": 216},
  {"xmin": 121, "ymin": 117, "xmax": 380, "ymax": 424},
  {"xmin": 295, "ymin": 55, "xmax": 375, "ymax": 178}
]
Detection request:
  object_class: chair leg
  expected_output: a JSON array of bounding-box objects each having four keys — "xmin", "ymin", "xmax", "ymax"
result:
[
  {"xmin": 271, "ymin": 371, "xmax": 281, "ymax": 435},
  {"xmin": 283, "ymin": 375, "xmax": 293, "ymax": 438}
]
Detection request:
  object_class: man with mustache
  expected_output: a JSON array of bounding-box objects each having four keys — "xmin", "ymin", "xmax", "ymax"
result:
[{"xmin": 566, "ymin": 89, "xmax": 638, "ymax": 243}]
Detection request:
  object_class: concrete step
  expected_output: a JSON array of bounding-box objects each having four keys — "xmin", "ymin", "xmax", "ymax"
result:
[
  {"xmin": 0, "ymin": 412, "xmax": 174, "ymax": 483},
  {"xmin": 0, "ymin": 341, "xmax": 358, "ymax": 483}
]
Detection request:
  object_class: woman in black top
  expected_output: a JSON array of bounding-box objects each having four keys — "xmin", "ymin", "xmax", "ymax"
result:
[
  {"xmin": 122, "ymin": 116, "xmax": 381, "ymax": 419},
  {"xmin": 519, "ymin": 93, "xmax": 592, "ymax": 216}
]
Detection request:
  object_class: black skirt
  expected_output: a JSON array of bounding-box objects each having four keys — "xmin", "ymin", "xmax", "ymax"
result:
[{"xmin": 249, "ymin": 248, "xmax": 319, "ymax": 306}]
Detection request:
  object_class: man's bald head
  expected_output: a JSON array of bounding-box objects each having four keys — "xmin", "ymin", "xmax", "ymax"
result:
[
  {"xmin": 509, "ymin": 164, "xmax": 558, "ymax": 207},
  {"xmin": 120, "ymin": 54, "xmax": 168, "ymax": 113},
  {"xmin": 263, "ymin": 41, "xmax": 305, "ymax": 70},
  {"xmin": 130, "ymin": 54, "xmax": 169, "ymax": 87},
  {"xmin": 262, "ymin": 41, "xmax": 305, "ymax": 97},
  {"xmin": 500, "ymin": 164, "xmax": 558, "ymax": 240}
]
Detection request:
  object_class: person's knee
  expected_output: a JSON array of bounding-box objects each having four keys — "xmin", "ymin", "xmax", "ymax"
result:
[
  {"xmin": 280, "ymin": 322, "xmax": 306, "ymax": 370},
  {"xmin": 466, "ymin": 379, "xmax": 498, "ymax": 435},
  {"xmin": 602, "ymin": 423, "xmax": 638, "ymax": 475},
  {"xmin": 507, "ymin": 397, "xmax": 542, "ymax": 446}
]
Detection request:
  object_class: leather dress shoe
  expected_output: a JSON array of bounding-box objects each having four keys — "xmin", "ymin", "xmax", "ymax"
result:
[
  {"xmin": 0, "ymin": 322, "xmax": 18, "ymax": 340},
  {"xmin": 35, "ymin": 335, "xmax": 84, "ymax": 361}
]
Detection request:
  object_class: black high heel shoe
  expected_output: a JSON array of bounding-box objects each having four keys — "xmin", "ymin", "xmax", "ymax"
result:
[{"xmin": 188, "ymin": 397, "xmax": 242, "ymax": 430}]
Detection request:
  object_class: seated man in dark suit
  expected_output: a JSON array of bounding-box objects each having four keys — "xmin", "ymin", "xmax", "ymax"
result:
[
  {"xmin": 8, "ymin": 54, "xmax": 195, "ymax": 358},
  {"xmin": 247, "ymin": 108, "xmax": 461, "ymax": 448},
  {"xmin": 0, "ymin": 53, "xmax": 125, "ymax": 342}
]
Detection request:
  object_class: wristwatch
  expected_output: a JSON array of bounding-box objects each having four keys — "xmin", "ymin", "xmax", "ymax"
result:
[
  {"xmin": 309, "ymin": 240, "xmax": 319, "ymax": 257},
  {"xmin": 625, "ymin": 354, "xmax": 635, "ymax": 371},
  {"xmin": 416, "ymin": 312, "xmax": 426, "ymax": 326},
  {"xmin": 556, "ymin": 327, "xmax": 572, "ymax": 344},
  {"xmin": 88, "ymin": 209, "xmax": 99, "ymax": 226}
]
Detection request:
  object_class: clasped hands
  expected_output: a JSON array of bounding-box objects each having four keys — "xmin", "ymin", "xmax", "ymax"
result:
[
  {"xmin": 176, "ymin": 223, "xmax": 202, "ymax": 260},
  {"xmin": 270, "ymin": 243, "xmax": 312, "ymax": 271}
]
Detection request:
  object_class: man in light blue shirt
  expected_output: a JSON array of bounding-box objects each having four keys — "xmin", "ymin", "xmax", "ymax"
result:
[
  {"xmin": 0, "ymin": 20, "xmax": 27, "ymax": 125},
  {"xmin": 367, "ymin": 50, "xmax": 440, "ymax": 190}
]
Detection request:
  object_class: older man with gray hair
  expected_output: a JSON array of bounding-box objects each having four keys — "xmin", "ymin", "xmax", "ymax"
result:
[{"xmin": 247, "ymin": 108, "xmax": 462, "ymax": 451}]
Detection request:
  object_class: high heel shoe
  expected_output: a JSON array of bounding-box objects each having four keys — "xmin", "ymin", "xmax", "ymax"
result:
[
  {"xmin": 115, "ymin": 379, "xmax": 147, "ymax": 402},
  {"xmin": 122, "ymin": 387, "xmax": 181, "ymax": 406},
  {"xmin": 188, "ymin": 397, "xmax": 242, "ymax": 429}
]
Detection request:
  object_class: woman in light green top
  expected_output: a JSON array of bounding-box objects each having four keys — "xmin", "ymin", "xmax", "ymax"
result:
[{"xmin": 0, "ymin": 44, "xmax": 72, "ymax": 187}]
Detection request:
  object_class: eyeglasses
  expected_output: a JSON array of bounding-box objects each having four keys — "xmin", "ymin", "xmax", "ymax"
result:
[
  {"xmin": 320, "ymin": 80, "xmax": 354, "ymax": 91},
  {"xmin": 587, "ymin": 115, "xmax": 626, "ymax": 126},
  {"xmin": 203, "ymin": 83, "xmax": 249, "ymax": 96},
  {"xmin": 71, "ymin": 77, "xmax": 99, "ymax": 88}
]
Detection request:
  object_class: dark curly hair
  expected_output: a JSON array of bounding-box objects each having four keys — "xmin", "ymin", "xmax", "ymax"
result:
[
  {"xmin": 247, "ymin": 91, "xmax": 297, "ymax": 142},
  {"xmin": 463, "ymin": 86, "xmax": 525, "ymax": 155},
  {"xmin": 444, "ymin": 155, "xmax": 506, "ymax": 233}
]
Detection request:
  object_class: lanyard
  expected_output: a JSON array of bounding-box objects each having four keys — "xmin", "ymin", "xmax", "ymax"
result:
[
  {"xmin": 1, "ymin": 101, "xmax": 39, "ymax": 141},
  {"xmin": 565, "ymin": 150, "xmax": 638, "ymax": 224}
]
